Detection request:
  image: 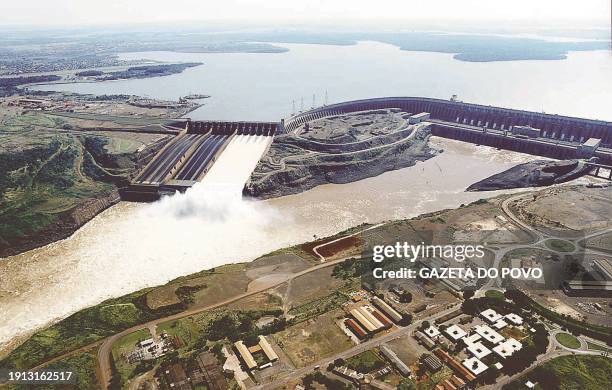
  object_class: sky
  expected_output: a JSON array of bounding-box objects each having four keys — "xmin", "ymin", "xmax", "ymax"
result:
[{"xmin": 0, "ymin": 0, "xmax": 610, "ymax": 27}]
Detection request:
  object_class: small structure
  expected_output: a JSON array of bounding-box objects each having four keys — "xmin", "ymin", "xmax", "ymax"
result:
[
  {"xmin": 504, "ymin": 313, "xmax": 524, "ymax": 325},
  {"xmin": 196, "ymin": 352, "xmax": 228, "ymax": 390},
  {"xmin": 578, "ymin": 138, "xmax": 602, "ymax": 157},
  {"xmin": 162, "ymin": 363, "xmax": 192, "ymax": 390},
  {"xmin": 415, "ymin": 331, "xmax": 436, "ymax": 350},
  {"xmin": 422, "ymin": 354, "xmax": 443, "ymax": 372},
  {"xmin": 462, "ymin": 357, "xmax": 488, "ymax": 376},
  {"xmin": 466, "ymin": 342, "xmax": 492, "ymax": 359},
  {"xmin": 408, "ymin": 112, "xmax": 431, "ymax": 124},
  {"xmin": 380, "ymin": 345, "xmax": 411, "ymax": 376},
  {"xmin": 480, "ymin": 309, "xmax": 503, "ymax": 324},
  {"xmin": 445, "ymin": 325, "xmax": 467, "ymax": 341},
  {"xmin": 493, "ymin": 318, "xmax": 508, "ymax": 330},
  {"xmin": 234, "ymin": 341, "xmax": 257, "ymax": 370},
  {"xmin": 450, "ymin": 376, "xmax": 466, "ymax": 388},
  {"xmin": 463, "ymin": 333, "xmax": 482, "ymax": 345},
  {"xmin": 424, "ymin": 325, "xmax": 441, "ymax": 338},
  {"xmin": 492, "ymin": 338, "xmax": 522, "ymax": 359},
  {"xmin": 258, "ymin": 336, "xmax": 279, "ymax": 362},
  {"xmin": 333, "ymin": 366, "xmax": 364, "ymax": 383}
]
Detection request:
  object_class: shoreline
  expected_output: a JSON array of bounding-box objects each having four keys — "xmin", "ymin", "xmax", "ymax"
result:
[{"xmin": 0, "ymin": 190, "xmax": 121, "ymax": 259}]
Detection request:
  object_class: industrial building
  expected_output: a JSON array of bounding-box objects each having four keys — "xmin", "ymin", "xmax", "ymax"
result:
[
  {"xmin": 408, "ymin": 112, "xmax": 431, "ymax": 124},
  {"xmin": 371, "ymin": 296, "xmax": 403, "ymax": 323},
  {"xmin": 415, "ymin": 330, "xmax": 436, "ymax": 350},
  {"xmin": 578, "ymin": 138, "xmax": 602, "ymax": 157},
  {"xmin": 258, "ymin": 336, "xmax": 279, "ymax": 362},
  {"xmin": 234, "ymin": 341, "xmax": 257, "ymax": 370},
  {"xmin": 511, "ymin": 125, "xmax": 540, "ymax": 138},
  {"xmin": 380, "ymin": 345, "xmax": 411, "ymax": 376},
  {"xmin": 561, "ymin": 280, "xmax": 612, "ymax": 298},
  {"xmin": 345, "ymin": 318, "xmax": 368, "ymax": 339}
]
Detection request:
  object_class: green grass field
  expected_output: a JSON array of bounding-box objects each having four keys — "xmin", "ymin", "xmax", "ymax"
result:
[
  {"xmin": 345, "ymin": 350, "xmax": 385, "ymax": 373},
  {"xmin": 485, "ymin": 290, "xmax": 505, "ymax": 300},
  {"xmin": 544, "ymin": 239, "xmax": 575, "ymax": 253},
  {"xmin": 540, "ymin": 355, "xmax": 611, "ymax": 390},
  {"xmin": 555, "ymin": 333, "xmax": 581, "ymax": 349},
  {"xmin": 586, "ymin": 342, "xmax": 612, "ymax": 353}
]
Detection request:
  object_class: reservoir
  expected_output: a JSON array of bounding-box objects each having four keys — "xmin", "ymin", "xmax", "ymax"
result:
[
  {"xmin": 2, "ymin": 41, "xmax": 610, "ymax": 354},
  {"xmin": 33, "ymin": 41, "xmax": 612, "ymax": 121}
]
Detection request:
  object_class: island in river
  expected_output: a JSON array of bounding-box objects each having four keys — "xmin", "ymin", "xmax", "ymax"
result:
[{"xmin": 244, "ymin": 109, "xmax": 439, "ymax": 199}]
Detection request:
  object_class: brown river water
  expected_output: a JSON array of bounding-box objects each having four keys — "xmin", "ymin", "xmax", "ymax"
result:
[{"xmin": 0, "ymin": 135, "xmax": 555, "ymax": 353}]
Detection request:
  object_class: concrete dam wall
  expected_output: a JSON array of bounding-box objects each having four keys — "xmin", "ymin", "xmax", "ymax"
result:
[
  {"xmin": 123, "ymin": 121, "xmax": 278, "ymax": 201},
  {"xmin": 283, "ymin": 97, "xmax": 612, "ymax": 164},
  {"xmin": 187, "ymin": 120, "xmax": 278, "ymax": 136},
  {"xmin": 284, "ymin": 97, "xmax": 612, "ymax": 145}
]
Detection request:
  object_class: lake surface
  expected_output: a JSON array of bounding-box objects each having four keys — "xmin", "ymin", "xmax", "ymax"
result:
[
  {"xmin": 3, "ymin": 41, "xmax": 610, "ymax": 354},
  {"xmin": 33, "ymin": 41, "xmax": 612, "ymax": 121}
]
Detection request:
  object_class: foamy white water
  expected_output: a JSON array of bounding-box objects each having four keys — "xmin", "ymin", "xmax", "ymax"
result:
[{"xmin": 0, "ymin": 137, "xmax": 546, "ymax": 353}]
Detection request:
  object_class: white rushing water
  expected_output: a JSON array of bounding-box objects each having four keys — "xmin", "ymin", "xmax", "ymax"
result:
[{"xmin": 0, "ymin": 137, "xmax": 545, "ymax": 352}]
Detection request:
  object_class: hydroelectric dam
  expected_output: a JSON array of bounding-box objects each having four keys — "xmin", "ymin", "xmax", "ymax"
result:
[{"xmin": 122, "ymin": 96, "xmax": 612, "ymax": 201}]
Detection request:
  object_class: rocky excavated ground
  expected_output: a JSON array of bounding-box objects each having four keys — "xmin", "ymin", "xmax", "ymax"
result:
[
  {"xmin": 466, "ymin": 159, "xmax": 593, "ymax": 191},
  {"xmin": 243, "ymin": 109, "xmax": 439, "ymax": 199}
]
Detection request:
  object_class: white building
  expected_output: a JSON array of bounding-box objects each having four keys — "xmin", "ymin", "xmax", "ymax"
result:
[
  {"xmin": 493, "ymin": 318, "xmax": 508, "ymax": 330},
  {"xmin": 474, "ymin": 325, "xmax": 505, "ymax": 345},
  {"xmin": 467, "ymin": 342, "xmax": 492, "ymax": 359},
  {"xmin": 462, "ymin": 357, "xmax": 488, "ymax": 376},
  {"xmin": 445, "ymin": 324, "xmax": 468, "ymax": 341},
  {"xmin": 493, "ymin": 338, "xmax": 523, "ymax": 359},
  {"xmin": 505, "ymin": 313, "xmax": 524, "ymax": 325},
  {"xmin": 424, "ymin": 325, "xmax": 441, "ymax": 338},
  {"xmin": 480, "ymin": 309, "xmax": 503, "ymax": 323},
  {"xmin": 463, "ymin": 333, "xmax": 482, "ymax": 345}
]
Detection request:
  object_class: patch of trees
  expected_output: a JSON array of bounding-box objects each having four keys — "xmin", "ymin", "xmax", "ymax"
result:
[
  {"xmin": 500, "ymin": 322, "xmax": 548, "ymax": 376},
  {"xmin": 0, "ymin": 74, "xmax": 61, "ymax": 88},
  {"xmin": 302, "ymin": 371, "xmax": 352, "ymax": 390},
  {"xmin": 76, "ymin": 70, "xmax": 103, "ymax": 77},
  {"xmin": 332, "ymin": 257, "xmax": 370, "ymax": 279},
  {"xmin": 504, "ymin": 289, "xmax": 612, "ymax": 344},
  {"xmin": 36, "ymin": 144, "xmax": 78, "ymax": 189},
  {"xmin": 175, "ymin": 284, "xmax": 207, "ymax": 305},
  {"xmin": 0, "ymin": 141, "xmax": 61, "ymax": 192},
  {"xmin": 205, "ymin": 309, "xmax": 286, "ymax": 344},
  {"xmin": 99, "ymin": 63, "xmax": 202, "ymax": 80}
]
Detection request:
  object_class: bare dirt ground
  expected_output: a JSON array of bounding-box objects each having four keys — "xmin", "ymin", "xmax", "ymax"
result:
[
  {"xmin": 295, "ymin": 109, "xmax": 410, "ymax": 143},
  {"xmin": 511, "ymin": 186, "xmax": 612, "ymax": 235},
  {"xmin": 272, "ymin": 308, "xmax": 353, "ymax": 368}
]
